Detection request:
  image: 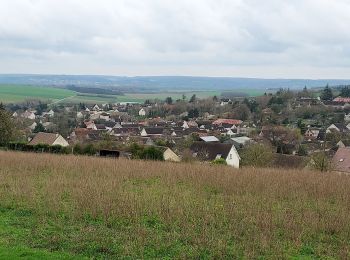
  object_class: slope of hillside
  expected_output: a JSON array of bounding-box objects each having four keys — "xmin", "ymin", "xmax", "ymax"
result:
[{"xmin": 0, "ymin": 151, "xmax": 349, "ymax": 259}]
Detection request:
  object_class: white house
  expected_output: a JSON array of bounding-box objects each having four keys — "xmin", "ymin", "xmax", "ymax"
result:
[
  {"xmin": 46, "ymin": 110, "xmax": 55, "ymax": 117},
  {"xmin": 139, "ymin": 108, "xmax": 146, "ymax": 116},
  {"xmin": 21, "ymin": 110, "xmax": 36, "ymax": 120},
  {"xmin": 190, "ymin": 142, "xmax": 241, "ymax": 168},
  {"xmin": 76, "ymin": 112, "xmax": 84, "ymax": 119},
  {"xmin": 92, "ymin": 104, "xmax": 100, "ymax": 111},
  {"xmin": 29, "ymin": 122, "xmax": 37, "ymax": 131},
  {"xmin": 182, "ymin": 121, "xmax": 189, "ymax": 129},
  {"xmin": 345, "ymin": 113, "xmax": 350, "ymax": 122}
]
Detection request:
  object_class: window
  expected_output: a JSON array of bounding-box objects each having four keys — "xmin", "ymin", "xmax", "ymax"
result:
[{"xmin": 229, "ymin": 154, "xmax": 232, "ymax": 159}]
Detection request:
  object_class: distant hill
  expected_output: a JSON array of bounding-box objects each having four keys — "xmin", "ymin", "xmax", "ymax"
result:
[{"xmin": 0, "ymin": 74, "xmax": 349, "ymax": 92}]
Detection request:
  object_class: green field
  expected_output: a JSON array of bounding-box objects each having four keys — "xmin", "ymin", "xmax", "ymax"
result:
[
  {"xmin": 64, "ymin": 91, "xmax": 221, "ymax": 104},
  {"xmin": 0, "ymin": 85, "xmax": 75, "ymax": 104},
  {"xmin": 0, "ymin": 84, "xmax": 265, "ymax": 105}
]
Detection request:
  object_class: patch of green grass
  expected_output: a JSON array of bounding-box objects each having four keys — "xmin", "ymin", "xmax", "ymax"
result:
[
  {"xmin": 0, "ymin": 206, "xmax": 85, "ymax": 259},
  {"xmin": 0, "ymin": 85, "xmax": 76, "ymax": 103}
]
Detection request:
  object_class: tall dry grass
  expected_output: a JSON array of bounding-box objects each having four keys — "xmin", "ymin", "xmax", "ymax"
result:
[{"xmin": 0, "ymin": 150, "xmax": 350, "ymax": 258}]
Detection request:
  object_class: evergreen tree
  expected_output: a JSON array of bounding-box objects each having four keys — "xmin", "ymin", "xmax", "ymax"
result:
[
  {"xmin": 165, "ymin": 97, "xmax": 173, "ymax": 104},
  {"xmin": 189, "ymin": 94, "xmax": 196, "ymax": 103},
  {"xmin": 320, "ymin": 85, "xmax": 334, "ymax": 101},
  {"xmin": 340, "ymin": 86, "xmax": 350, "ymax": 97},
  {"xmin": 33, "ymin": 123, "xmax": 45, "ymax": 133}
]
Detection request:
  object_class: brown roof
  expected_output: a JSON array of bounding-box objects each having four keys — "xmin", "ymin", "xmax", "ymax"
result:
[
  {"xmin": 332, "ymin": 147, "xmax": 350, "ymax": 173},
  {"xmin": 143, "ymin": 127, "xmax": 164, "ymax": 135},
  {"xmin": 190, "ymin": 142, "xmax": 233, "ymax": 161},
  {"xmin": 29, "ymin": 132, "xmax": 59, "ymax": 146}
]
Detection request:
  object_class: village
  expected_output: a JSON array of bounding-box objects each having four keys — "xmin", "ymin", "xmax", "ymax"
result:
[{"xmin": 3, "ymin": 85, "xmax": 350, "ymax": 173}]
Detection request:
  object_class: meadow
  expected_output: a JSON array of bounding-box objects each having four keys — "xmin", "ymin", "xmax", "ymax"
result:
[
  {"xmin": 0, "ymin": 151, "xmax": 349, "ymax": 259},
  {"xmin": 0, "ymin": 84, "xmax": 265, "ymax": 104},
  {"xmin": 0, "ymin": 85, "xmax": 75, "ymax": 104}
]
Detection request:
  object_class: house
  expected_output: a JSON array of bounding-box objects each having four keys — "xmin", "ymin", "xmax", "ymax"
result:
[
  {"xmin": 326, "ymin": 124, "xmax": 350, "ymax": 134},
  {"xmin": 336, "ymin": 140, "xmax": 350, "ymax": 148},
  {"xmin": 190, "ymin": 142, "xmax": 241, "ymax": 168},
  {"xmin": 159, "ymin": 147, "xmax": 181, "ymax": 162},
  {"xmin": 333, "ymin": 97, "xmax": 350, "ymax": 104},
  {"xmin": 139, "ymin": 108, "xmax": 146, "ymax": 116},
  {"xmin": 332, "ymin": 147, "xmax": 350, "ymax": 173},
  {"xmin": 76, "ymin": 112, "xmax": 84, "ymax": 119},
  {"xmin": 200, "ymin": 136, "xmax": 220, "ymax": 142},
  {"xmin": 29, "ymin": 122, "xmax": 37, "ymax": 131},
  {"xmin": 140, "ymin": 127, "xmax": 164, "ymax": 137},
  {"xmin": 85, "ymin": 121, "xmax": 97, "ymax": 130},
  {"xmin": 222, "ymin": 128, "xmax": 235, "ymax": 137},
  {"xmin": 345, "ymin": 113, "xmax": 350, "ymax": 122},
  {"xmin": 42, "ymin": 122, "xmax": 54, "ymax": 131},
  {"xmin": 21, "ymin": 110, "xmax": 36, "ymax": 120},
  {"xmin": 220, "ymin": 98, "xmax": 231, "ymax": 106},
  {"xmin": 92, "ymin": 104, "xmax": 100, "ymax": 111},
  {"xmin": 12, "ymin": 112, "xmax": 18, "ymax": 117},
  {"xmin": 304, "ymin": 128, "xmax": 320, "ymax": 141},
  {"xmin": 46, "ymin": 110, "xmax": 55, "ymax": 117},
  {"xmin": 230, "ymin": 136, "xmax": 255, "ymax": 148},
  {"xmin": 237, "ymin": 125, "xmax": 253, "ymax": 136},
  {"xmin": 212, "ymin": 119, "xmax": 242, "ymax": 127},
  {"xmin": 29, "ymin": 132, "xmax": 69, "ymax": 147},
  {"xmin": 182, "ymin": 120, "xmax": 198, "ymax": 129},
  {"xmin": 99, "ymin": 113, "xmax": 110, "ymax": 121}
]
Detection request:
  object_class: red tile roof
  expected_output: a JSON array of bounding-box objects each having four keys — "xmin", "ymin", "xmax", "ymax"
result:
[{"xmin": 212, "ymin": 119, "xmax": 242, "ymax": 126}]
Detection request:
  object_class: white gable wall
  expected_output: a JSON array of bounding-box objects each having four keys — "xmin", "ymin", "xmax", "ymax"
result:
[
  {"xmin": 53, "ymin": 135, "xmax": 69, "ymax": 147},
  {"xmin": 225, "ymin": 145, "xmax": 240, "ymax": 169}
]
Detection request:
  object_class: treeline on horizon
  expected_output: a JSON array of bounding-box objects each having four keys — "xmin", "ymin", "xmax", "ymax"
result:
[{"xmin": 66, "ymin": 85, "xmax": 124, "ymax": 96}]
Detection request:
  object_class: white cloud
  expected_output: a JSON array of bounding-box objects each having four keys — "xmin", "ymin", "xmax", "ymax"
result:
[{"xmin": 0, "ymin": 0, "xmax": 350, "ymax": 78}]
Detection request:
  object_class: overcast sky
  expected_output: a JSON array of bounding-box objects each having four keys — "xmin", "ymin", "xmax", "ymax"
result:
[{"xmin": 0, "ymin": 0, "xmax": 350, "ymax": 78}]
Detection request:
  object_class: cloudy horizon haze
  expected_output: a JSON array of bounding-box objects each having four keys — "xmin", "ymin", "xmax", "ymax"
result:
[{"xmin": 1, "ymin": 0, "xmax": 350, "ymax": 79}]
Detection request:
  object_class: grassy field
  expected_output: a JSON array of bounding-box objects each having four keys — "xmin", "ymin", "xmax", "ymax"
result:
[
  {"xmin": 0, "ymin": 85, "xmax": 75, "ymax": 104},
  {"xmin": 63, "ymin": 91, "xmax": 221, "ymax": 104},
  {"xmin": 0, "ymin": 84, "xmax": 265, "ymax": 104},
  {"xmin": 0, "ymin": 151, "xmax": 350, "ymax": 259}
]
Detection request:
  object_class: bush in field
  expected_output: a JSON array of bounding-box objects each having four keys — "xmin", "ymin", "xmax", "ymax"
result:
[
  {"xmin": 82, "ymin": 144, "xmax": 97, "ymax": 156},
  {"xmin": 310, "ymin": 152, "xmax": 333, "ymax": 172},
  {"xmin": 241, "ymin": 143, "xmax": 274, "ymax": 167},
  {"xmin": 73, "ymin": 144, "xmax": 83, "ymax": 155},
  {"xmin": 211, "ymin": 158, "xmax": 227, "ymax": 165},
  {"xmin": 130, "ymin": 143, "xmax": 164, "ymax": 161}
]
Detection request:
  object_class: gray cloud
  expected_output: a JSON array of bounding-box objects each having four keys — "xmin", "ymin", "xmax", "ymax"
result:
[{"xmin": 0, "ymin": 0, "xmax": 350, "ymax": 78}]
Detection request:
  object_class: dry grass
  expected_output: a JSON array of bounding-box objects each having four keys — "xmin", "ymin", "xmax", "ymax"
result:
[{"xmin": 0, "ymin": 151, "xmax": 350, "ymax": 258}]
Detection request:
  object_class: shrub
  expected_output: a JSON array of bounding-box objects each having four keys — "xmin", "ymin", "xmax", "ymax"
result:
[
  {"xmin": 130, "ymin": 143, "xmax": 164, "ymax": 161},
  {"xmin": 83, "ymin": 144, "xmax": 97, "ymax": 156},
  {"xmin": 310, "ymin": 152, "xmax": 333, "ymax": 172},
  {"xmin": 211, "ymin": 158, "xmax": 227, "ymax": 165},
  {"xmin": 241, "ymin": 143, "xmax": 274, "ymax": 167}
]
